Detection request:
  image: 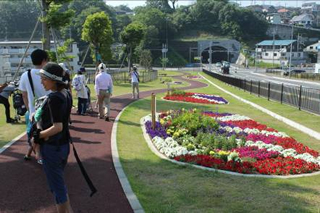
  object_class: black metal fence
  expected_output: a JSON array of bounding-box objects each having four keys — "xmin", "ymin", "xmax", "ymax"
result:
[{"xmin": 203, "ymin": 69, "xmax": 320, "ymax": 115}]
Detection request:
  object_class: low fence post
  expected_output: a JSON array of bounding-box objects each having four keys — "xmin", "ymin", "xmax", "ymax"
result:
[
  {"xmin": 250, "ymin": 80, "xmax": 253, "ymax": 94},
  {"xmin": 280, "ymin": 83, "xmax": 284, "ymax": 104},
  {"xmin": 258, "ymin": 81, "xmax": 260, "ymax": 97},
  {"xmin": 151, "ymin": 93, "xmax": 156, "ymax": 130},
  {"xmin": 244, "ymin": 79, "xmax": 246, "ymax": 92},
  {"xmin": 298, "ymin": 85, "xmax": 302, "ymax": 110},
  {"xmin": 268, "ymin": 82, "xmax": 271, "ymax": 101}
]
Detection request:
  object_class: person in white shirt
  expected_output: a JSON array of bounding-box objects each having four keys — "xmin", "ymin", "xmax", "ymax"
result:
[
  {"xmin": 19, "ymin": 49, "xmax": 50, "ymax": 162},
  {"xmin": 130, "ymin": 66, "xmax": 140, "ymax": 99},
  {"xmin": 72, "ymin": 70, "xmax": 88, "ymax": 115},
  {"xmin": 94, "ymin": 63, "xmax": 113, "ymax": 121}
]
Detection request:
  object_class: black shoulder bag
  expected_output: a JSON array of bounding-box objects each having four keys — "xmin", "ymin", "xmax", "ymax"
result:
[{"xmin": 48, "ymin": 92, "xmax": 97, "ymax": 197}]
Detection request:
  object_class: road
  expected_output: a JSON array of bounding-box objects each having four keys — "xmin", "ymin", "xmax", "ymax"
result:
[{"xmin": 205, "ymin": 64, "xmax": 320, "ymax": 90}]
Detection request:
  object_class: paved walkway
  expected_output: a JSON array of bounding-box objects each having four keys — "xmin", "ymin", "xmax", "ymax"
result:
[{"xmin": 0, "ymin": 75, "xmax": 207, "ymax": 212}]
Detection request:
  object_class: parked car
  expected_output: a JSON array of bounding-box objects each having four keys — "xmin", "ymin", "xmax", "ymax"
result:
[
  {"xmin": 283, "ymin": 69, "xmax": 306, "ymax": 76},
  {"xmin": 216, "ymin": 62, "xmax": 222, "ymax": 67}
]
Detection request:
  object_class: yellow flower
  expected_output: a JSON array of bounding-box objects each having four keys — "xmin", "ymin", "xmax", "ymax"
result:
[
  {"xmin": 160, "ymin": 119, "xmax": 165, "ymax": 125},
  {"xmin": 218, "ymin": 150, "xmax": 230, "ymax": 156},
  {"xmin": 209, "ymin": 151, "xmax": 215, "ymax": 155},
  {"xmin": 173, "ymin": 132, "xmax": 180, "ymax": 138}
]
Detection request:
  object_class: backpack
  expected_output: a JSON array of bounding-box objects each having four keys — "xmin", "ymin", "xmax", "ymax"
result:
[
  {"xmin": 73, "ymin": 76, "xmax": 83, "ymax": 91},
  {"xmin": 13, "ymin": 91, "xmax": 27, "ymax": 116}
]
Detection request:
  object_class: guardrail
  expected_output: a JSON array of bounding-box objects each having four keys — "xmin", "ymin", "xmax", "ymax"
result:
[{"xmin": 203, "ymin": 69, "xmax": 320, "ymax": 115}]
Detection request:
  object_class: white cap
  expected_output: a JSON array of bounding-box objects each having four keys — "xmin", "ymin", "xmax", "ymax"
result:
[
  {"xmin": 59, "ymin": 63, "xmax": 67, "ymax": 71},
  {"xmin": 98, "ymin": 63, "xmax": 106, "ymax": 72}
]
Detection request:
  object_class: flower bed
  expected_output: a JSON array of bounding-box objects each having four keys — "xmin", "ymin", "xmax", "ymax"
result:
[
  {"xmin": 164, "ymin": 90, "xmax": 228, "ymax": 105},
  {"xmin": 186, "ymin": 75, "xmax": 202, "ymax": 79},
  {"xmin": 143, "ymin": 109, "xmax": 320, "ymax": 176}
]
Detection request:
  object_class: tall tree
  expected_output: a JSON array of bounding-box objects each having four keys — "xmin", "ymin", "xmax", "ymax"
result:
[
  {"xmin": 0, "ymin": 1, "xmax": 40, "ymax": 39},
  {"xmin": 146, "ymin": 0, "xmax": 173, "ymax": 13},
  {"xmin": 120, "ymin": 22, "xmax": 146, "ymax": 71},
  {"xmin": 81, "ymin": 12, "xmax": 113, "ymax": 64},
  {"xmin": 40, "ymin": 0, "xmax": 74, "ymax": 50}
]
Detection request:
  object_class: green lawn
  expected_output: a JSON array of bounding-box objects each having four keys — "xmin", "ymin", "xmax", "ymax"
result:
[{"xmin": 117, "ymin": 72, "xmax": 320, "ymax": 212}]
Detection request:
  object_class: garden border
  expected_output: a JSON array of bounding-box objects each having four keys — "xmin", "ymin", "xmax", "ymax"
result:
[
  {"xmin": 199, "ymin": 73, "xmax": 320, "ymax": 141},
  {"xmin": 140, "ymin": 115, "xmax": 320, "ymax": 179},
  {"xmin": 112, "ymin": 104, "xmax": 145, "ymax": 213},
  {"xmin": 0, "ymin": 132, "xmax": 25, "ymax": 154}
]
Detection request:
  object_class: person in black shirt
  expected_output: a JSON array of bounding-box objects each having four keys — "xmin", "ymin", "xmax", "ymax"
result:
[{"xmin": 31, "ymin": 62, "xmax": 73, "ymax": 213}]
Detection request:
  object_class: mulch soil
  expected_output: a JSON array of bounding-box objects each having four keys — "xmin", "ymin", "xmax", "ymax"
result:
[{"xmin": 0, "ymin": 75, "xmax": 206, "ymax": 213}]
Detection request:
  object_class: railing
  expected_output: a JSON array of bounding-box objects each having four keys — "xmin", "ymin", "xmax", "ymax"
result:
[
  {"xmin": 203, "ymin": 69, "xmax": 320, "ymax": 115},
  {"xmin": 84, "ymin": 69, "xmax": 158, "ymax": 84}
]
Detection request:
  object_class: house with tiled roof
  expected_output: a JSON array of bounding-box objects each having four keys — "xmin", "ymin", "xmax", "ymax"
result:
[
  {"xmin": 255, "ymin": 40, "xmax": 306, "ymax": 66},
  {"xmin": 290, "ymin": 14, "xmax": 315, "ymax": 27}
]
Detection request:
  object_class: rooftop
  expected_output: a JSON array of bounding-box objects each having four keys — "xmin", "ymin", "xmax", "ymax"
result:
[{"xmin": 256, "ymin": 40, "xmax": 296, "ymax": 46}]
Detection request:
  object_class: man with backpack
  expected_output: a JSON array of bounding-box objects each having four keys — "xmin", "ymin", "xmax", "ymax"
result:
[
  {"xmin": 19, "ymin": 49, "xmax": 50, "ymax": 162},
  {"xmin": 130, "ymin": 66, "xmax": 140, "ymax": 99},
  {"xmin": 0, "ymin": 82, "xmax": 15, "ymax": 123}
]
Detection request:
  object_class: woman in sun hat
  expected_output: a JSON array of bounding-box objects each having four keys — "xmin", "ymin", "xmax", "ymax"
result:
[{"xmin": 31, "ymin": 62, "xmax": 73, "ymax": 212}]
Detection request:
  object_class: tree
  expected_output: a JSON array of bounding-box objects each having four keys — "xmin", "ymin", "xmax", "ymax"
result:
[
  {"xmin": 81, "ymin": 12, "xmax": 113, "ymax": 64},
  {"xmin": 0, "ymin": 1, "xmax": 40, "ymax": 39},
  {"xmin": 40, "ymin": 0, "xmax": 74, "ymax": 50},
  {"xmin": 146, "ymin": 0, "xmax": 179, "ymax": 13},
  {"xmin": 120, "ymin": 22, "xmax": 146, "ymax": 71},
  {"xmin": 139, "ymin": 49, "xmax": 153, "ymax": 71}
]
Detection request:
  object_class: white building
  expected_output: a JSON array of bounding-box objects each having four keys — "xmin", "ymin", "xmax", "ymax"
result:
[
  {"xmin": 0, "ymin": 41, "xmax": 80, "ymax": 83},
  {"xmin": 266, "ymin": 13, "xmax": 282, "ymax": 24},
  {"xmin": 255, "ymin": 40, "xmax": 307, "ymax": 66},
  {"xmin": 290, "ymin": 14, "xmax": 314, "ymax": 27},
  {"xmin": 304, "ymin": 40, "xmax": 320, "ymax": 53}
]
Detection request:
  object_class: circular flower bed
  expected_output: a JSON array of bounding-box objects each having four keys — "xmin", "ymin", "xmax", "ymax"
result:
[
  {"xmin": 143, "ymin": 109, "xmax": 320, "ymax": 176},
  {"xmin": 164, "ymin": 90, "xmax": 228, "ymax": 105}
]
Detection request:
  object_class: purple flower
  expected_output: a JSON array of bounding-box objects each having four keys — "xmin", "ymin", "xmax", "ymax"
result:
[{"xmin": 145, "ymin": 121, "xmax": 168, "ymax": 139}]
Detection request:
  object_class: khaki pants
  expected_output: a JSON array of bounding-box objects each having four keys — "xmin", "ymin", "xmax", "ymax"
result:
[
  {"xmin": 98, "ymin": 89, "xmax": 111, "ymax": 118},
  {"xmin": 132, "ymin": 82, "xmax": 139, "ymax": 98}
]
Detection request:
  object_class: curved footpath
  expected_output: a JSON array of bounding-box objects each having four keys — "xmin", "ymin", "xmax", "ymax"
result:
[{"xmin": 0, "ymin": 75, "xmax": 207, "ymax": 213}]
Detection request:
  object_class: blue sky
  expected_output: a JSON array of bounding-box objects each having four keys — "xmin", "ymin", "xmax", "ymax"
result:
[{"xmin": 105, "ymin": 0, "xmax": 310, "ymax": 9}]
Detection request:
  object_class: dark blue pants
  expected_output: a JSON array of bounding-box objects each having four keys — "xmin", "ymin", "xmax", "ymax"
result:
[
  {"xmin": 41, "ymin": 143, "xmax": 70, "ymax": 204},
  {"xmin": 77, "ymin": 98, "xmax": 87, "ymax": 115}
]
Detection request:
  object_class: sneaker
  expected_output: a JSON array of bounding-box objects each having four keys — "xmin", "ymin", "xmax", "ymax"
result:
[
  {"xmin": 6, "ymin": 118, "xmax": 15, "ymax": 123},
  {"xmin": 24, "ymin": 155, "xmax": 31, "ymax": 161},
  {"xmin": 105, "ymin": 117, "xmax": 110, "ymax": 122},
  {"xmin": 37, "ymin": 159, "xmax": 43, "ymax": 165}
]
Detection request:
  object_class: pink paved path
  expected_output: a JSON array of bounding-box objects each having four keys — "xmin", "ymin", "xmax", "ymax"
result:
[{"xmin": 0, "ymin": 75, "xmax": 207, "ymax": 212}]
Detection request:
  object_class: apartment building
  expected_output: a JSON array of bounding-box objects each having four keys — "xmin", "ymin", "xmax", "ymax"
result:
[{"xmin": 0, "ymin": 41, "xmax": 80, "ymax": 83}]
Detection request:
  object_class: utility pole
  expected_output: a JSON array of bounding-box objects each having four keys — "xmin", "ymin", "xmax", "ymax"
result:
[
  {"xmin": 288, "ymin": 26, "xmax": 294, "ymax": 76},
  {"xmin": 272, "ymin": 30, "xmax": 275, "ymax": 68}
]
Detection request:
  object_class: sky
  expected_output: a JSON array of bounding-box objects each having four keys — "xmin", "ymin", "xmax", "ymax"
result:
[{"xmin": 105, "ymin": 0, "xmax": 313, "ymax": 9}]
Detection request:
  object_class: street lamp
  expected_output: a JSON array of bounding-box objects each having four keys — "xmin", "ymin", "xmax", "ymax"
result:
[{"xmin": 209, "ymin": 41, "xmax": 213, "ymax": 71}]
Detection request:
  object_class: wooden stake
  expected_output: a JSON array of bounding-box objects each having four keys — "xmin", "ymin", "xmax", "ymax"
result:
[{"xmin": 151, "ymin": 93, "xmax": 156, "ymax": 129}]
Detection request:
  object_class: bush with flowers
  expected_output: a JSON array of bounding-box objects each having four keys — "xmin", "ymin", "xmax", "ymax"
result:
[
  {"xmin": 143, "ymin": 108, "xmax": 320, "ymax": 176},
  {"xmin": 164, "ymin": 89, "xmax": 228, "ymax": 105}
]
